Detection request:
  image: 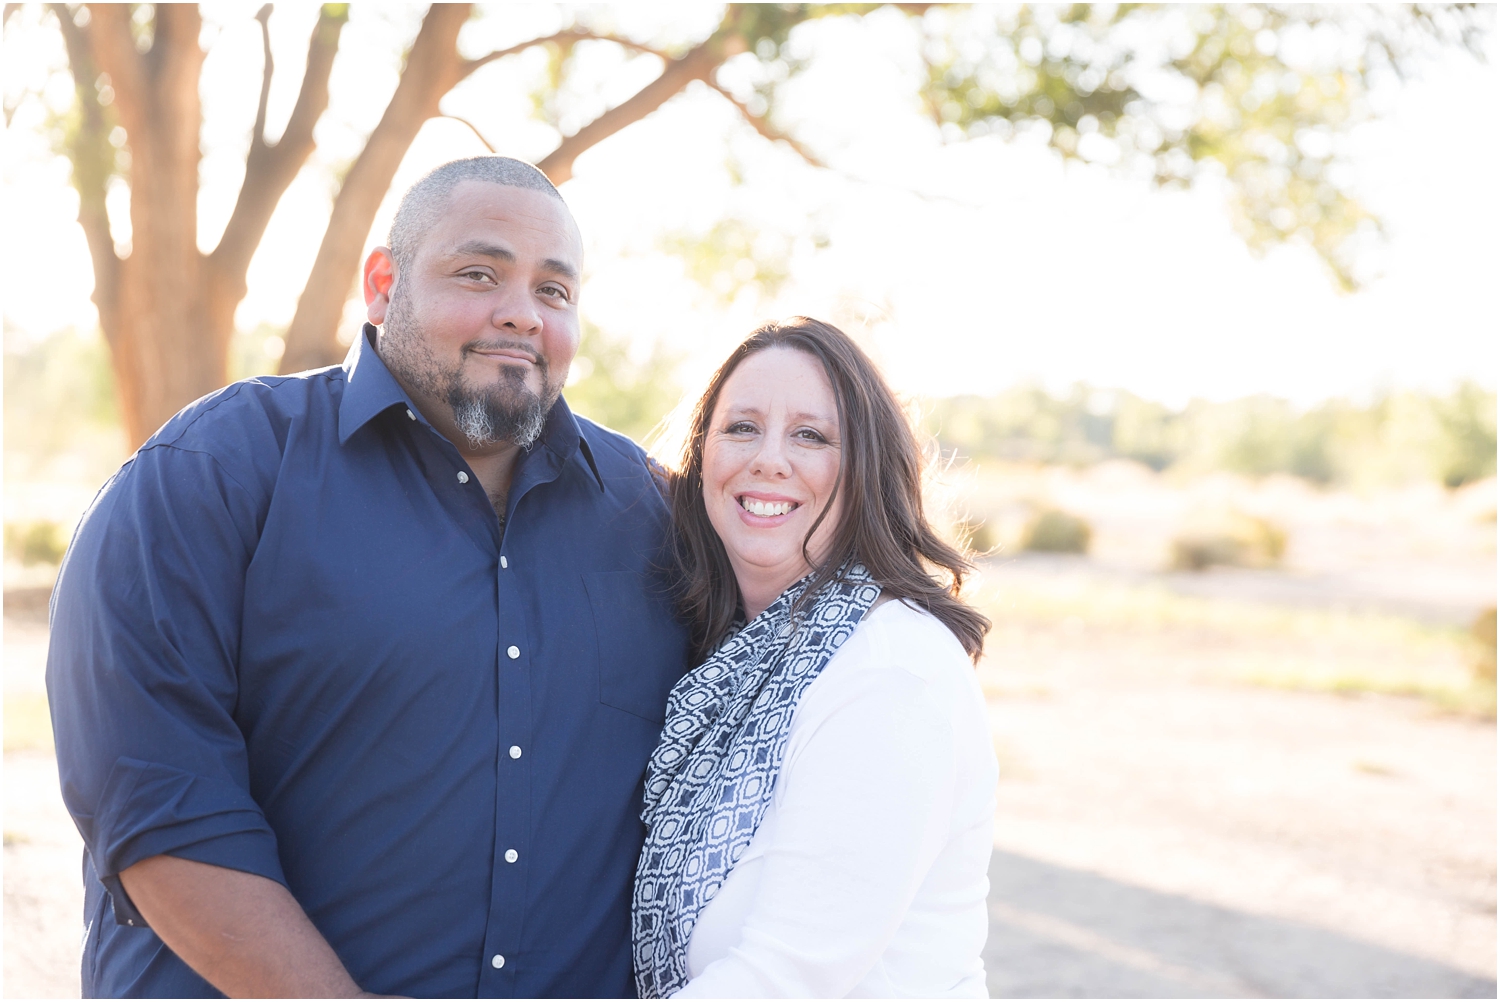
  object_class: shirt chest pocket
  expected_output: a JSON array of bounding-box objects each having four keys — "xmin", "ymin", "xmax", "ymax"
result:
[{"xmin": 583, "ymin": 570, "xmax": 688, "ymax": 724}]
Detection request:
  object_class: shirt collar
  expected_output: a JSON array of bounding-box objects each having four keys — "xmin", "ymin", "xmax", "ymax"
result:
[
  {"xmin": 339, "ymin": 324, "xmax": 419, "ymax": 445},
  {"xmin": 338, "ymin": 324, "xmax": 604, "ymax": 491}
]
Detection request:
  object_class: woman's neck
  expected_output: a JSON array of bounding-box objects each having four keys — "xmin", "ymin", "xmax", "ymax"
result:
[{"xmin": 736, "ymin": 565, "xmax": 811, "ymax": 621}]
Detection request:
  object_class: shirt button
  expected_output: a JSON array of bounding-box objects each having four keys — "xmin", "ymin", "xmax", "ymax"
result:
[
  {"xmin": 509, "ymin": 745, "xmax": 522, "ymax": 759},
  {"xmin": 405, "ymin": 408, "xmax": 415, "ymax": 421},
  {"xmin": 457, "ymin": 471, "xmax": 469, "ymax": 484},
  {"xmin": 491, "ymin": 954, "xmax": 505, "ymax": 969},
  {"xmin": 500, "ymin": 555, "xmax": 508, "ymax": 569},
  {"xmin": 507, "ymin": 645, "xmax": 520, "ymax": 659},
  {"xmin": 505, "ymin": 849, "xmax": 519, "ymax": 863}
]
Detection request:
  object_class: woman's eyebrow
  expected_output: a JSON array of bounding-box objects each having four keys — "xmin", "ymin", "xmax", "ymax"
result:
[{"xmin": 721, "ymin": 403, "xmax": 835, "ymax": 424}]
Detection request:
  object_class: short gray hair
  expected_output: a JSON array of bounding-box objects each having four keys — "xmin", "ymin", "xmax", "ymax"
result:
[{"xmin": 388, "ymin": 156, "xmax": 562, "ymax": 276}]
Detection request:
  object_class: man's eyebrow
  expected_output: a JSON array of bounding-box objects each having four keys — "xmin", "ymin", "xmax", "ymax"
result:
[
  {"xmin": 449, "ymin": 240, "xmax": 515, "ymax": 262},
  {"xmin": 447, "ymin": 241, "xmax": 578, "ymax": 283},
  {"xmin": 541, "ymin": 258, "xmax": 580, "ymax": 283}
]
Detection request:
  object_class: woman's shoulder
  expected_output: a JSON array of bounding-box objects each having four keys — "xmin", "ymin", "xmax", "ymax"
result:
[
  {"xmin": 797, "ymin": 597, "xmax": 979, "ymax": 719},
  {"xmin": 858, "ymin": 598, "xmax": 973, "ymax": 680}
]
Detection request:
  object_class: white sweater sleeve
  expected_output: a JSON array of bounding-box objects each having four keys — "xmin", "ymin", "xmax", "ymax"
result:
[{"xmin": 674, "ymin": 653, "xmax": 958, "ymax": 999}]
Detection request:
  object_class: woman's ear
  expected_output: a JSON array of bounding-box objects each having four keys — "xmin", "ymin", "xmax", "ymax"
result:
[{"xmin": 363, "ymin": 247, "xmax": 397, "ymax": 324}]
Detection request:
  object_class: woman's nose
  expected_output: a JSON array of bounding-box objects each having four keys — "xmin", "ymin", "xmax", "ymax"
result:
[{"xmin": 749, "ymin": 432, "xmax": 792, "ymax": 478}]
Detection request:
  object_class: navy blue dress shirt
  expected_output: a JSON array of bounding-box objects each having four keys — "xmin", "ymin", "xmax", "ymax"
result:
[{"xmin": 47, "ymin": 325, "xmax": 690, "ymax": 998}]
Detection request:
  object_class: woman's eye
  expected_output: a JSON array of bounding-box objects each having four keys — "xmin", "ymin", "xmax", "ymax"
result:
[
  {"xmin": 794, "ymin": 428, "xmax": 827, "ymax": 443},
  {"xmin": 726, "ymin": 422, "xmax": 757, "ymax": 435}
]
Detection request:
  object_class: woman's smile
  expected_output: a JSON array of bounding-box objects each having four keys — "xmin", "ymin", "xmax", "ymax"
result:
[{"xmin": 736, "ymin": 492, "xmax": 800, "ymax": 521}]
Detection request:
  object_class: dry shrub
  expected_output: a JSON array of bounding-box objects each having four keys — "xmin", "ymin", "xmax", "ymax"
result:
[
  {"xmin": 1170, "ymin": 511, "xmax": 1286, "ymax": 571},
  {"xmin": 3, "ymin": 521, "xmax": 66, "ymax": 567},
  {"xmin": 953, "ymin": 516, "xmax": 1000, "ymax": 555},
  {"xmin": 1473, "ymin": 607, "xmax": 1497, "ymax": 683},
  {"xmin": 1021, "ymin": 508, "xmax": 1092, "ymax": 554}
]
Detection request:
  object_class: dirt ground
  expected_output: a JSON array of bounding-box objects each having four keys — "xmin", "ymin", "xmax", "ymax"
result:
[
  {"xmin": 979, "ymin": 607, "xmax": 1495, "ymax": 997},
  {"xmin": 5, "ymin": 541, "xmax": 1496, "ymax": 997}
]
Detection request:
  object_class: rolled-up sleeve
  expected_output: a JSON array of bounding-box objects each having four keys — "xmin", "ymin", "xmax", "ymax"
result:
[{"xmin": 46, "ymin": 443, "xmax": 283, "ymax": 927}]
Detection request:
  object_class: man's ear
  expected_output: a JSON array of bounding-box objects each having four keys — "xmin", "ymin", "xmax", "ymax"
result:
[{"xmin": 364, "ymin": 247, "xmax": 397, "ymax": 325}]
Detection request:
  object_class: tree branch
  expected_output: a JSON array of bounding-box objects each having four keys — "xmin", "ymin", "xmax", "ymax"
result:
[
  {"xmin": 536, "ymin": 34, "xmax": 738, "ymax": 185},
  {"xmin": 82, "ymin": 4, "xmax": 146, "ymax": 137},
  {"xmin": 210, "ymin": 3, "xmax": 347, "ymax": 290},
  {"xmin": 279, "ymin": 2, "xmax": 472, "ymax": 374},
  {"xmin": 441, "ymin": 112, "xmax": 496, "ymax": 152},
  {"xmin": 703, "ymin": 79, "xmax": 825, "ymax": 169},
  {"xmin": 458, "ymin": 27, "xmax": 671, "ymax": 82},
  {"xmin": 50, "ymin": 2, "xmax": 121, "ymax": 332},
  {"xmin": 2, "ymin": 3, "xmax": 22, "ymax": 126},
  {"xmin": 251, "ymin": 3, "xmax": 273, "ymax": 147}
]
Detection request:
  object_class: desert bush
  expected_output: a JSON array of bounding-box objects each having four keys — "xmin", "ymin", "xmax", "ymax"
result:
[
  {"xmin": 1021, "ymin": 508, "xmax": 1092, "ymax": 554},
  {"xmin": 4, "ymin": 521, "xmax": 67, "ymax": 566},
  {"xmin": 953, "ymin": 516, "xmax": 1000, "ymax": 555},
  {"xmin": 1472, "ymin": 607, "xmax": 1497, "ymax": 683},
  {"xmin": 1169, "ymin": 512, "xmax": 1286, "ymax": 571}
]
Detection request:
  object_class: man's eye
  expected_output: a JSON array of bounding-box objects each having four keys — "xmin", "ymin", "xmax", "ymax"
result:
[
  {"xmin": 461, "ymin": 270, "xmax": 494, "ymax": 283},
  {"xmin": 539, "ymin": 285, "xmax": 570, "ymax": 301}
]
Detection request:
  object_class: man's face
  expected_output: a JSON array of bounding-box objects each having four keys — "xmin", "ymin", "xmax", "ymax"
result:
[{"xmin": 373, "ymin": 180, "xmax": 583, "ymax": 451}]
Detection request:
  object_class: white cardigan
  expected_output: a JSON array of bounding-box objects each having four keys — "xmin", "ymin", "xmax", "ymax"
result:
[{"xmin": 675, "ymin": 599, "xmax": 998, "ymax": 998}]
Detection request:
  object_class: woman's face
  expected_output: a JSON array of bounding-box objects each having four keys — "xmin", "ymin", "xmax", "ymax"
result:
[{"xmin": 702, "ymin": 347, "xmax": 844, "ymax": 619}]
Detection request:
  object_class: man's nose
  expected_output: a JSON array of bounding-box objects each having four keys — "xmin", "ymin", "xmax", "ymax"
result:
[{"xmin": 490, "ymin": 286, "xmax": 543, "ymax": 335}]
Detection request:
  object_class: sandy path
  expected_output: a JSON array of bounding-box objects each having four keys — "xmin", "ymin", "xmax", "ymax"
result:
[{"xmin": 982, "ymin": 650, "xmax": 1495, "ymax": 997}]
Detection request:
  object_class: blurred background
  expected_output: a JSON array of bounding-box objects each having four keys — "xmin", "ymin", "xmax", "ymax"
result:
[{"xmin": 3, "ymin": 3, "xmax": 1495, "ymax": 997}]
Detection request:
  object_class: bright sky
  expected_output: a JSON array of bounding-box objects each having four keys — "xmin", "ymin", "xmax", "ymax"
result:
[{"xmin": 2, "ymin": 4, "xmax": 1495, "ymax": 408}]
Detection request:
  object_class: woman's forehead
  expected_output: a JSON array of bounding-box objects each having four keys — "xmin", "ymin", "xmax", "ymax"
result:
[{"xmin": 717, "ymin": 348, "xmax": 837, "ymax": 419}]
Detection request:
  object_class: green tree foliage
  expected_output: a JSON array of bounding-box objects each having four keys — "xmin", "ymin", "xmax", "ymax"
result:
[
  {"xmin": 2, "ymin": 326, "xmax": 121, "ymax": 480},
  {"xmin": 925, "ymin": 381, "xmax": 1497, "ymax": 488},
  {"xmin": 659, "ymin": 218, "xmax": 795, "ymax": 307},
  {"xmin": 562, "ymin": 323, "xmax": 685, "ymax": 443},
  {"xmin": 916, "ymin": 4, "xmax": 1488, "ymax": 288}
]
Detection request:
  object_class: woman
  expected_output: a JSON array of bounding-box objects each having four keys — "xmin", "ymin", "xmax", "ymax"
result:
[{"xmin": 634, "ymin": 318, "xmax": 998, "ymax": 998}]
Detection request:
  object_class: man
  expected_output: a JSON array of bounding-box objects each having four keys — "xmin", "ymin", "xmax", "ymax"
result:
[{"xmin": 47, "ymin": 157, "xmax": 689, "ymax": 997}]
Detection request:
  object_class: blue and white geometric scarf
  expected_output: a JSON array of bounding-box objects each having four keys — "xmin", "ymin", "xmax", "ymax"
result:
[{"xmin": 632, "ymin": 563, "xmax": 881, "ymax": 998}]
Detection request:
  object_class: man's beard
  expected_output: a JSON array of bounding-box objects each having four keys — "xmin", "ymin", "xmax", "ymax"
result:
[{"xmin": 380, "ymin": 290, "xmax": 558, "ymax": 451}]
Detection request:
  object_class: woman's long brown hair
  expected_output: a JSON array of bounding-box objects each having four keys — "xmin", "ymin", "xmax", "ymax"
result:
[{"xmin": 670, "ymin": 317, "xmax": 991, "ymax": 663}]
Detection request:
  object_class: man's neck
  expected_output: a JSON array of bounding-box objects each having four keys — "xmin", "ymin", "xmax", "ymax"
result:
[
  {"xmin": 394, "ymin": 386, "xmax": 525, "ymax": 518},
  {"xmin": 462, "ymin": 440, "xmax": 523, "ymax": 517}
]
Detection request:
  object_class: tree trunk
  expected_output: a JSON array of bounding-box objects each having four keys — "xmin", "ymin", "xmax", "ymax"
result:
[
  {"xmin": 57, "ymin": 3, "xmax": 345, "ymax": 448},
  {"xmin": 83, "ymin": 4, "xmax": 211, "ymax": 446},
  {"xmin": 54, "ymin": 1, "xmax": 750, "ymax": 437}
]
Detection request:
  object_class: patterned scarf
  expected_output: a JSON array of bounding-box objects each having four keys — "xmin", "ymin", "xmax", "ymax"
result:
[{"xmin": 632, "ymin": 563, "xmax": 881, "ymax": 998}]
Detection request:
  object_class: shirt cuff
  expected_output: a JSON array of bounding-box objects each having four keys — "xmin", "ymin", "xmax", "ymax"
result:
[{"xmin": 91, "ymin": 757, "xmax": 285, "ymax": 927}]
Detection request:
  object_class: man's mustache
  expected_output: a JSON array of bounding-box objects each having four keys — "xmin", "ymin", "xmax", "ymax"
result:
[{"xmin": 461, "ymin": 339, "xmax": 547, "ymax": 372}]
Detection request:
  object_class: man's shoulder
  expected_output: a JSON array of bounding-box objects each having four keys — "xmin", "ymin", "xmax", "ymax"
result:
[
  {"xmin": 571, "ymin": 414, "xmax": 673, "ymax": 506},
  {"xmin": 571, "ymin": 413, "xmax": 653, "ymax": 472},
  {"xmin": 145, "ymin": 366, "xmax": 346, "ymax": 458}
]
